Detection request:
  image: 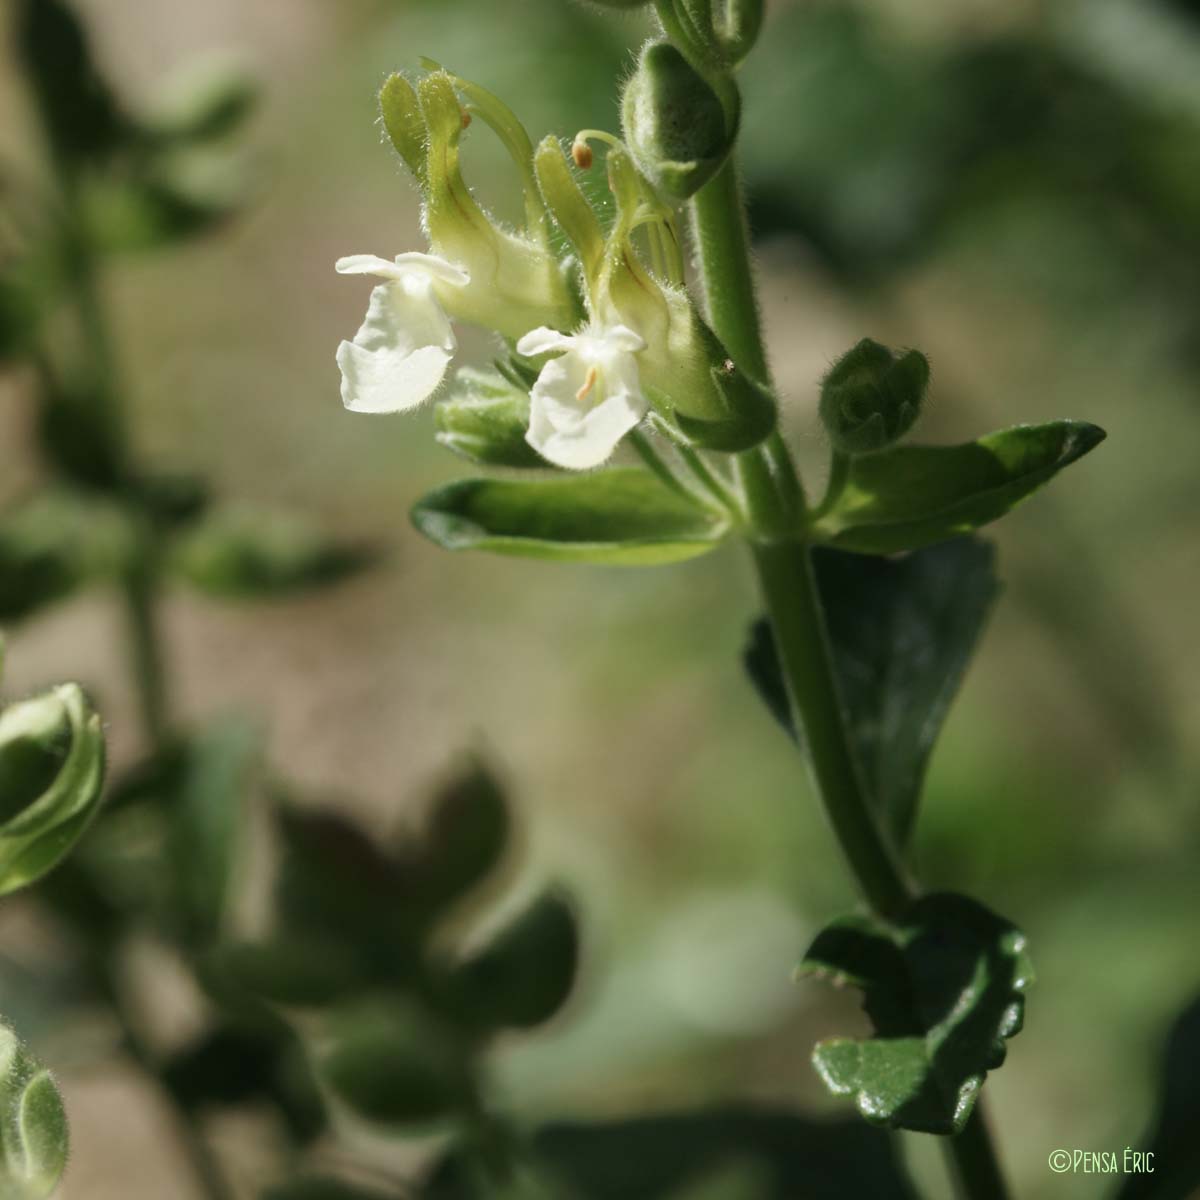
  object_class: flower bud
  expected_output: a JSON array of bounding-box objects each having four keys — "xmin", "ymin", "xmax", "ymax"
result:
[
  {"xmin": 621, "ymin": 41, "xmax": 737, "ymax": 202},
  {"xmin": 819, "ymin": 338, "xmax": 929, "ymax": 455},
  {"xmin": 0, "ymin": 1026, "xmax": 68, "ymax": 1199},
  {"xmin": 379, "ymin": 73, "xmax": 428, "ymax": 185},
  {"xmin": 434, "ymin": 367, "xmax": 548, "ymax": 468},
  {"xmin": 0, "ymin": 683, "xmax": 105, "ymax": 895}
]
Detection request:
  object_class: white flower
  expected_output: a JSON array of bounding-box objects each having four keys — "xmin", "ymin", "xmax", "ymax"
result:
[
  {"xmin": 515, "ymin": 324, "xmax": 648, "ymax": 470},
  {"xmin": 335, "ymin": 252, "xmax": 469, "ymax": 413}
]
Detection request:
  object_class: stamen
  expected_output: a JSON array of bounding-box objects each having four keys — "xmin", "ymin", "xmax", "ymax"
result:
[
  {"xmin": 576, "ymin": 365, "xmax": 599, "ymax": 403},
  {"xmin": 460, "ymin": 108, "xmax": 472, "ymax": 130},
  {"xmin": 571, "ymin": 138, "xmax": 594, "ymax": 170}
]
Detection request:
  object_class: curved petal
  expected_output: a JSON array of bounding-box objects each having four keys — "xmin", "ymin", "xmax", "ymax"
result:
[
  {"xmin": 393, "ymin": 252, "xmax": 470, "ymax": 288},
  {"xmin": 336, "ymin": 254, "xmax": 408, "ymax": 278},
  {"xmin": 352, "ymin": 280, "xmax": 455, "ymax": 357},
  {"xmin": 527, "ymin": 385, "xmax": 647, "ymax": 470},
  {"xmin": 516, "ymin": 327, "xmax": 577, "ymax": 359},
  {"xmin": 336, "ymin": 340, "xmax": 452, "ymax": 413}
]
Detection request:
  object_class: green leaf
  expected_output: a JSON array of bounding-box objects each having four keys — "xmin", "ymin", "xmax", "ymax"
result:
[
  {"xmin": 162, "ymin": 1021, "xmax": 326, "ymax": 1144},
  {"xmin": 0, "ymin": 683, "xmax": 105, "ymax": 896},
  {"xmin": 799, "ymin": 893, "xmax": 1033, "ymax": 1135},
  {"xmin": 428, "ymin": 1108, "xmax": 918, "ymax": 1200},
  {"xmin": 166, "ymin": 717, "xmax": 258, "ymax": 944},
  {"xmin": 0, "ymin": 493, "xmax": 122, "ymax": 623},
  {"xmin": 0, "ymin": 1026, "xmax": 68, "ymax": 1199},
  {"xmin": 85, "ymin": 172, "xmax": 242, "ymax": 253},
  {"xmin": 36, "ymin": 377, "xmax": 126, "ymax": 492},
  {"xmin": 1116, "ymin": 992, "xmax": 1200, "ymax": 1200},
  {"xmin": 144, "ymin": 60, "xmax": 258, "ymax": 146},
  {"xmin": 673, "ymin": 363, "xmax": 776, "ymax": 454},
  {"xmin": 171, "ymin": 509, "xmax": 377, "ymax": 600},
  {"xmin": 14, "ymin": 0, "xmax": 127, "ymax": 168},
  {"xmin": 434, "ymin": 368, "xmax": 549, "ymax": 468},
  {"xmin": 213, "ymin": 938, "xmax": 368, "ymax": 1009},
  {"xmin": 447, "ymin": 891, "xmax": 579, "ymax": 1032},
  {"xmin": 811, "ymin": 421, "xmax": 1105, "ymax": 553},
  {"xmin": 412, "ymin": 468, "xmax": 729, "ymax": 565},
  {"xmin": 744, "ymin": 538, "xmax": 998, "ymax": 845},
  {"xmin": 319, "ymin": 1003, "xmax": 465, "ymax": 1128}
]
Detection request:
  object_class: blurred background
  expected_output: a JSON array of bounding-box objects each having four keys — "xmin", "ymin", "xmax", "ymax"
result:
[{"xmin": 1, "ymin": 0, "xmax": 1199, "ymax": 1196}]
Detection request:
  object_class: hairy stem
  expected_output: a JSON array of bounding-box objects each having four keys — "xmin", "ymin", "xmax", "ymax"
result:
[{"xmin": 690, "ymin": 156, "xmax": 1010, "ymax": 1199}]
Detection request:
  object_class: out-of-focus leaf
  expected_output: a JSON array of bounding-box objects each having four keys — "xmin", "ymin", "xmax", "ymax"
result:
[
  {"xmin": 810, "ymin": 422, "xmax": 1105, "ymax": 554},
  {"xmin": 435, "ymin": 368, "xmax": 549, "ymax": 468},
  {"xmin": 162, "ymin": 1021, "xmax": 326, "ymax": 1144},
  {"xmin": 0, "ymin": 683, "xmax": 105, "ymax": 896},
  {"xmin": 412, "ymin": 469, "xmax": 729, "ymax": 565},
  {"xmin": 798, "ymin": 893, "xmax": 1033, "ymax": 1135},
  {"xmin": 415, "ymin": 764, "xmax": 510, "ymax": 917},
  {"xmin": 36, "ymin": 378, "xmax": 125, "ymax": 491},
  {"xmin": 0, "ymin": 269, "xmax": 40, "ymax": 365},
  {"xmin": 447, "ymin": 891, "xmax": 578, "ymax": 1032},
  {"xmin": 170, "ymin": 509, "xmax": 377, "ymax": 600},
  {"xmin": 144, "ymin": 59, "xmax": 258, "ymax": 146},
  {"xmin": 0, "ymin": 493, "xmax": 122, "ymax": 623},
  {"xmin": 319, "ymin": 1003, "xmax": 466, "ymax": 1129},
  {"xmin": 133, "ymin": 471, "xmax": 211, "ymax": 531},
  {"xmin": 14, "ymin": 0, "xmax": 127, "ymax": 168},
  {"xmin": 1116, "ymin": 992, "xmax": 1200, "ymax": 1200},
  {"xmin": 213, "ymin": 938, "xmax": 368, "ymax": 1009},
  {"xmin": 272, "ymin": 764, "xmax": 510, "ymax": 963},
  {"xmin": 0, "ymin": 1025, "xmax": 68, "ymax": 1199},
  {"xmin": 85, "ymin": 172, "xmax": 241, "ymax": 253},
  {"xmin": 166, "ymin": 717, "xmax": 258, "ymax": 944},
  {"xmin": 428, "ymin": 1107, "xmax": 919, "ymax": 1199},
  {"xmin": 744, "ymin": 539, "xmax": 998, "ymax": 845}
]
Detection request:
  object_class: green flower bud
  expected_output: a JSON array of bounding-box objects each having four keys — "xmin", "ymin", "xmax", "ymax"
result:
[
  {"xmin": 819, "ymin": 338, "xmax": 930, "ymax": 455},
  {"xmin": 0, "ymin": 683, "xmax": 105, "ymax": 896},
  {"xmin": 0, "ymin": 1026, "xmax": 68, "ymax": 1199},
  {"xmin": 434, "ymin": 367, "xmax": 549, "ymax": 468},
  {"xmin": 621, "ymin": 41, "xmax": 737, "ymax": 202},
  {"xmin": 379, "ymin": 73, "xmax": 428, "ymax": 185},
  {"xmin": 417, "ymin": 73, "xmax": 577, "ymax": 340}
]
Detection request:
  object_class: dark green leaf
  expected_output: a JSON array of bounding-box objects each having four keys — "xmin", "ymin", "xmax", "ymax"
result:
[
  {"xmin": 145, "ymin": 63, "xmax": 258, "ymax": 146},
  {"xmin": 320, "ymin": 1004, "xmax": 465, "ymax": 1128},
  {"xmin": 0, "ymin": 493, "xmax": 117, "ymax": 623},
  {"xmin": 799, "ymin": 892, "xmax": 1033, "ymax": 1134},
  {"xmin": 412, "ymin": 468, "xmax": 729, "ymax": 565},
  {"xmin": 0, "ymin": 683, "xmax": 105, "ymax": 896},
  {"xmin": 171, "ymin": 509, "xmax": 377, "ymax": 600},
  {"xmin": 162, "ymin": 1021, "xmax": 326, "ymax": 1144},
  {"xmin": 0, "ymin": 270, "xmax": 41, "ymax": 365},
  {"xmin": 745, "ymin": 539, "xmax": 998, "ymax": 845},
  {"xmin": 673, "ymin": 364, "xmax": 776, "ymax": 453},
  {"xmin": 36, "ymin": 378, "xmax": 125, "ymax": 492},
  {"xmin": 167, "ymin": 717, "xmax": 258, "ymax": 944},
  {"xmin": 435, "ymin": 368, "xmax": 549, "ymax": 468},
  {"xmin": 811, "ymin": 421, "xmax": 1105, "ymax": 553},
  {"xmin": 447, "ymin": 891, "xmax": 578, "ymax": 1031},
  {"xmin": 428, "ymin": 1107, "xmax": 918, "ymax": 1200},
  {"xmin": 1116, "ymin": 992, "xmax": 1200, "ymax": 1200},
  {"xmin": 14, "ymin": 0, "xmax": 127, "ymax": 168},
  {"xmin": 0, "ymin": 1025, "xmax": 68, "ymax": 1199},
  {"xmin": 213, "ymin": 939, "xmax": 367, "ymax": 1009},
  {"xmin": 416, "ymin": 764, "xmax": 510, "ymax": 916},
  {"xmin": 85, "ymin": 174, "xmax": 240, "ymax": 253}
]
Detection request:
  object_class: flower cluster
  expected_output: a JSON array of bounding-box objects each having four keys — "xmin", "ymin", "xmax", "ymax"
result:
[{"xmin": 334, "ymin": 66, "xmax": 769, "ymax": 470}]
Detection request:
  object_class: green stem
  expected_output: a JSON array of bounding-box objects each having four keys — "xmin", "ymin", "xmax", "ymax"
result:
[
  {"xmin": 813, "ymin": 449, "xmax": 850, "ymax": 519},
  {"xmin": 945, "ymin": 1108, "xmax": 1009, "ymax": 1200},
  {"xmin": 689, "ymin": 155, "xmax": 1009, "ymax": 1198}
]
